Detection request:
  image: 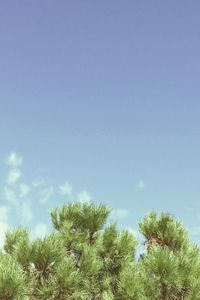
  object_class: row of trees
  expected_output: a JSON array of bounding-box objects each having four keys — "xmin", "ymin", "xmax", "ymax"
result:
[{"xmin": 0, "ymin": 201, "xmax": 200, "ymax": 299}]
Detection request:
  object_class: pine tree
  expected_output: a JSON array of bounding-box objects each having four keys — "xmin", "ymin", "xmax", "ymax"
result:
[
  {"xmin": 0, "ymin": 202, "xmax": 200, "ymax": 299},
  {"xmin": 138, "ymin": 211, "xmax": 200, "ymax": 299}
]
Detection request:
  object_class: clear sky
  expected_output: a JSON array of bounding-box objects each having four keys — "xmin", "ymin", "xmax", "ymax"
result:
[{"xmin": 0, "ymin": 1, "xmax": 200, "ymax": 250}]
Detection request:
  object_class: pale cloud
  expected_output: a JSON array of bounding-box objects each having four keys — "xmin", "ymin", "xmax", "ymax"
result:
[
  {"xmin": 6, "ymin": 152, "xmax": 23, "ymax": 168},
  {"xmin": 4, "ymin": 187, "xmax": 18, "ymax": 208},
  {"xmin": 39, "ymin": 186, "xmax": 54, "ymax": 203},
  {"xmin": 110, "ymin": 209, "xmax": 130, "ymax": 220},
  {"xmin": 115, "ymin": 209, "xmax": 129, "ymax": 218},
  {"xmin": 4, "ymin": 184, "xmax": 33, "ymax": 225},
  {"xmin": 77, "ymin": 190, "xmax": 91, "ymax": 203},
  {"xmin": 0, "ymin": 206, "xmax": 10, "ymax": 223},
  {"xmin": 0, "ymin": 206, "xmax": 10, "ymax": 249},
  {"xmin": 137, "ymin": 180, "xmax": 145, "ymax": 190},
  {"xmin": 58, "ymin": 182, "xmax": 72, "ymax": 196},
  {"xmin": 7, "ymin": 169, "xmax": 22, "ymax": 185},
  {"xmin": 32, "ymin": 177, "xmax": 45, "ymax": 188},
  {"xmin": 20, "ymin": 201, "xmax": 34, "ymax": 224},
  {"xmin": 19, "ymin": 183, "xmax": 30, "ymax": 198},
  {"xmin": 31, "ymin": 222, "xmax": 48, "ymax": 239}
]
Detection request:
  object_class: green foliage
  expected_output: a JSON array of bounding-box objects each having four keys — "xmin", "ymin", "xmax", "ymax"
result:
[
  {"xmin": 0, "ymin": 202, "xmax": 200, "ymax": 299},
  {"xmin": 139, "ymin": 211, "xmax": 189, "ymax": 251},
  {"xmin": 0, "ymin": 254, "xmax": 29, "ymax": 299}
]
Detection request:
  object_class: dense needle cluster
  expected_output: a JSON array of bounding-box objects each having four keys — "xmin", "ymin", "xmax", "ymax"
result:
[{"xmin": 0, "ymin": 202, "xmax": 200, "ymax": 299}]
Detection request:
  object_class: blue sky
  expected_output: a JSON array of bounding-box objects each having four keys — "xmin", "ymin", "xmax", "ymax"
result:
[{"xmin": 0, "ymin": 1, "xmax": 200, "ymax": 251}]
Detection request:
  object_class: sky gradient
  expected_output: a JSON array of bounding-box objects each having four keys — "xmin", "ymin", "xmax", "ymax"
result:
[{"xmin": 0, "ymin": 1, "xmax": 200, "ymax": 250}]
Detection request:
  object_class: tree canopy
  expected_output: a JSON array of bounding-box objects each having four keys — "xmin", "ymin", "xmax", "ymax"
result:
[{"xmin": 0, "ymin": 202, "xmax": 199, "ymax": 299}]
